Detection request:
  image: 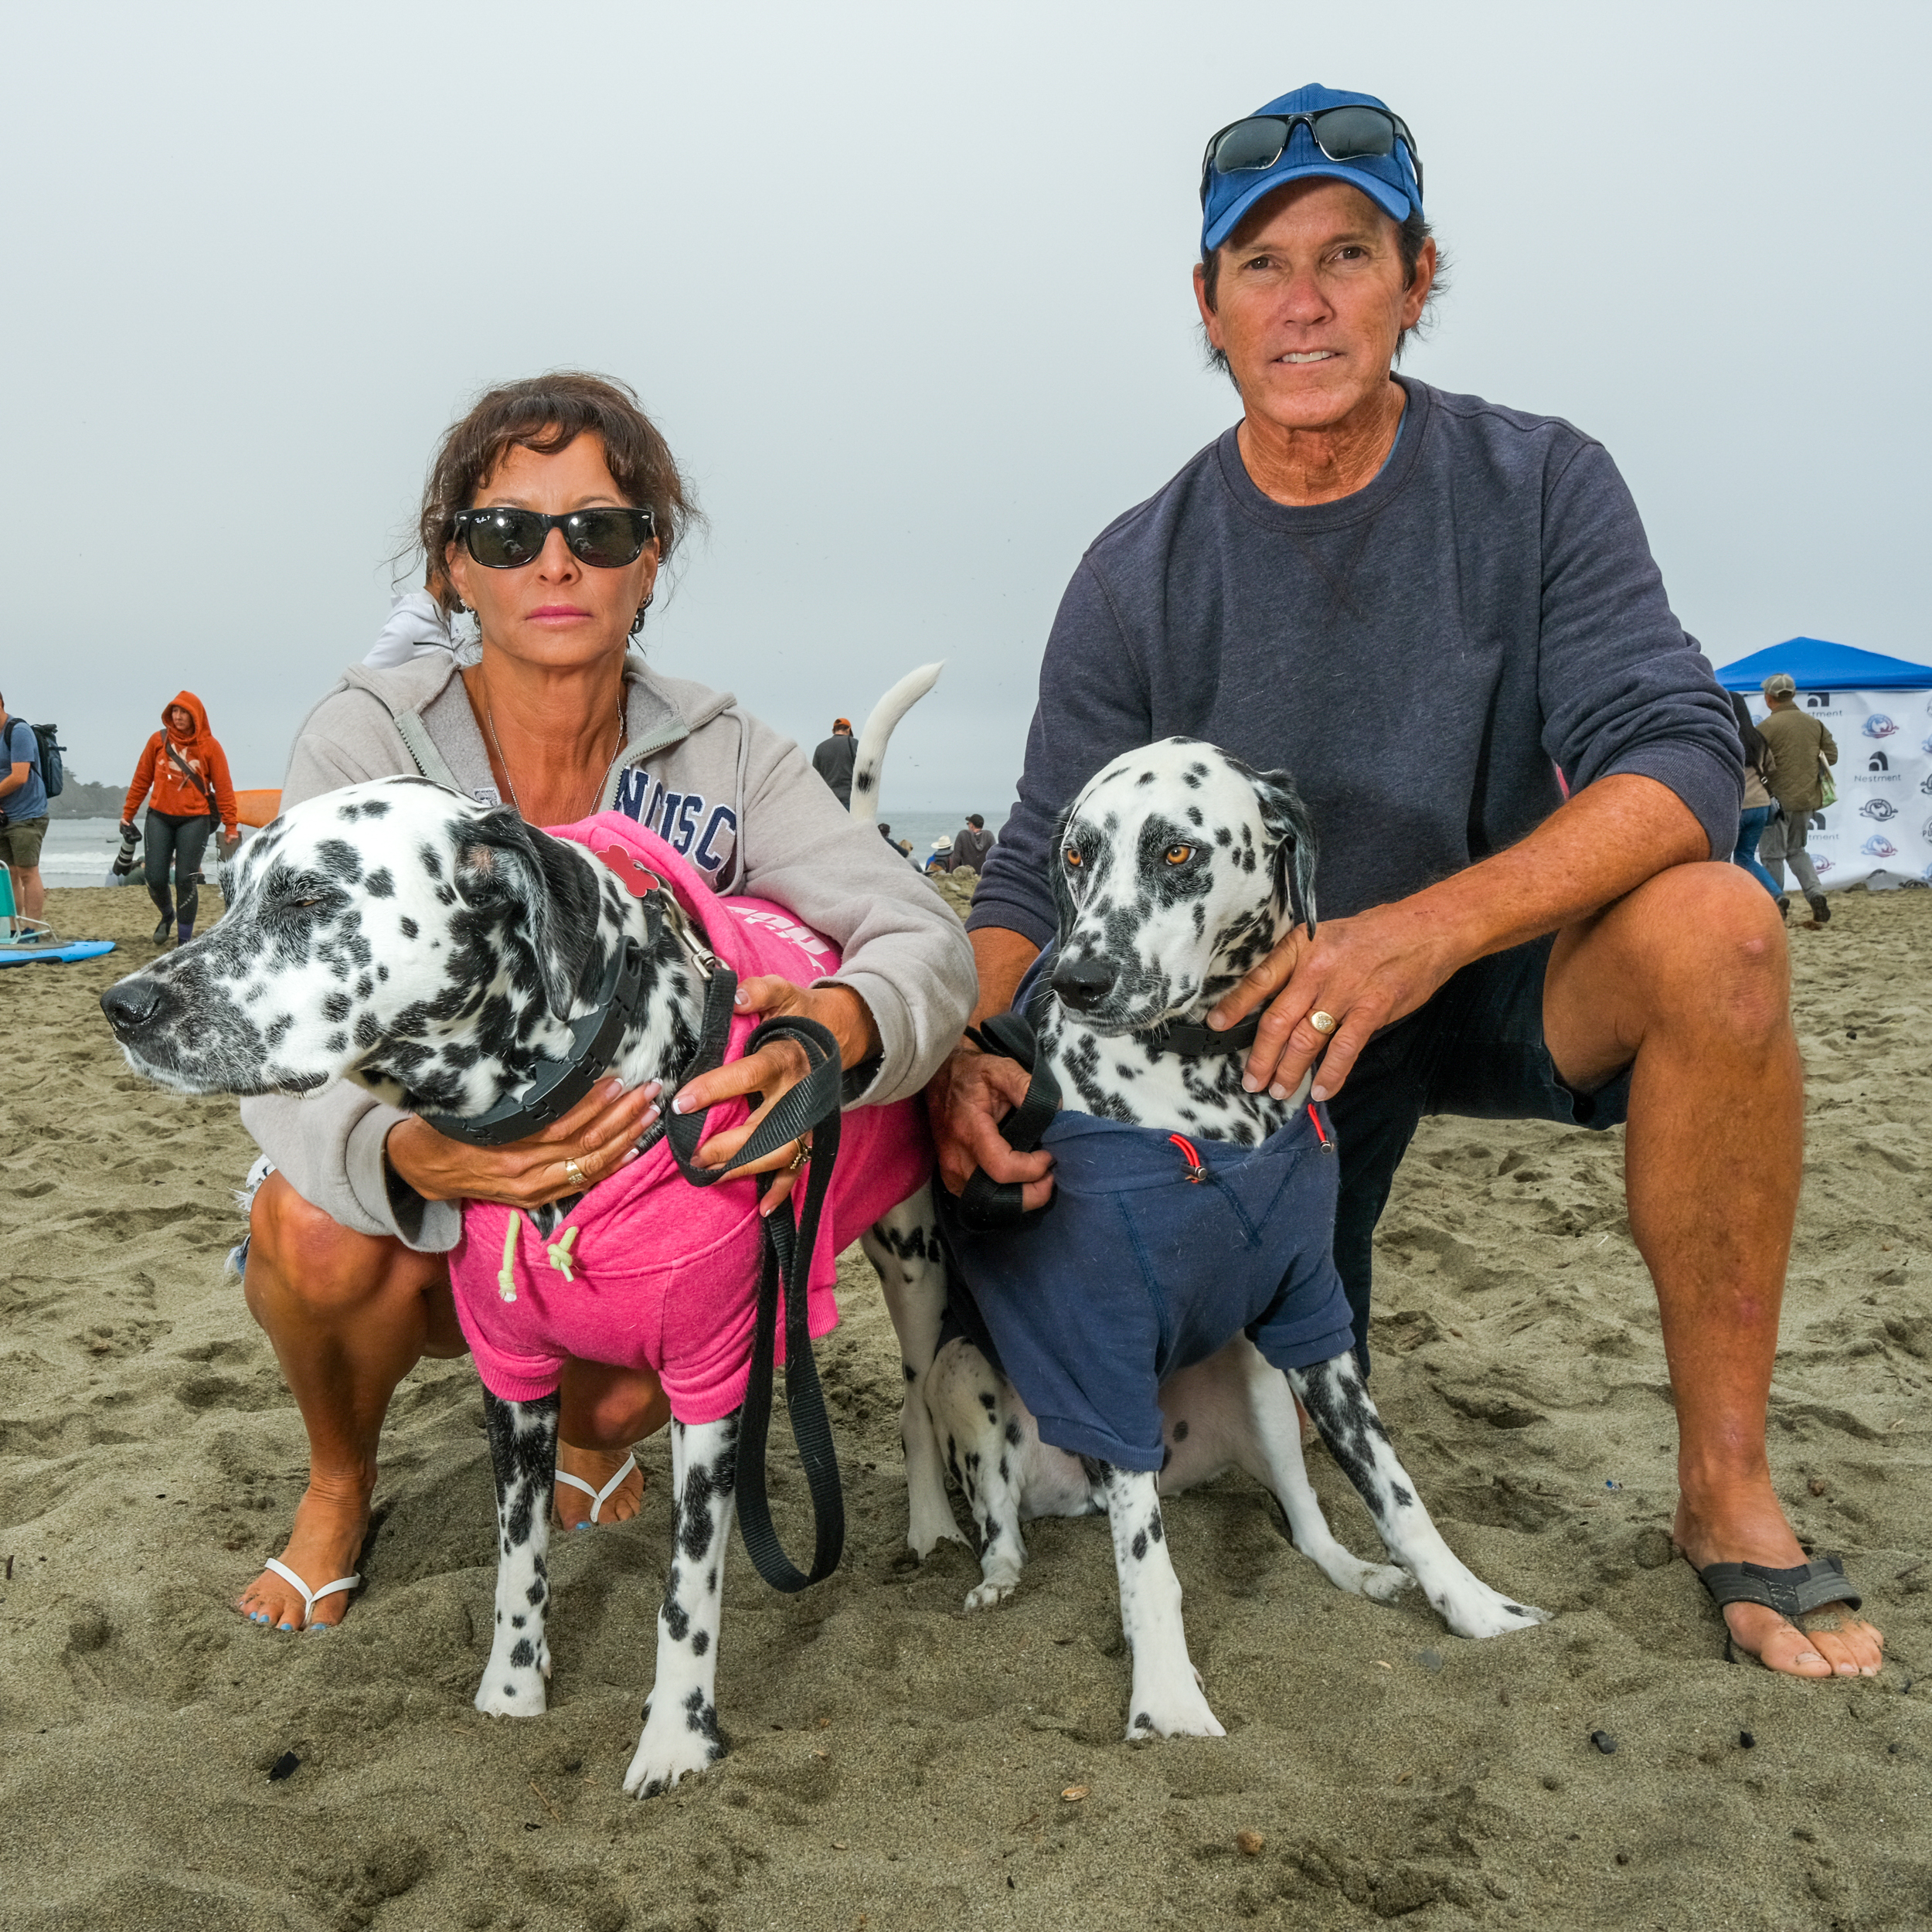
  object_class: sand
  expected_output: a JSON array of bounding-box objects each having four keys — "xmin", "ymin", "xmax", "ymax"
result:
[{"xmin": 2, "ymin": 880, "xmax": 1929, "ymax": 1931}]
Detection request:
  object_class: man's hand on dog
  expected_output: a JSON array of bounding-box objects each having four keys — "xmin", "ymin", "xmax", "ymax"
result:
[
  {"xmin": 1208, "ymin": 903, "xmax": 1465, "ymax": 1104},
  {"xmin": 927, "ymin": 1046, "xmax": 1056, "ymax": 1210},
  {"xmin": 387, "ymin": 1079, "xmax": 662, "ymax": 1208},
  {"xmin": 675, "ymin": 976, "xmax": 880, "ymax": 1216}
]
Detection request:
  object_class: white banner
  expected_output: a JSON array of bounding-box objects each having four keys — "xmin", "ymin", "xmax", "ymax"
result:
[{"xmin": 1749, "ymin": 688, "xmax": 1932, "ymax": 891}]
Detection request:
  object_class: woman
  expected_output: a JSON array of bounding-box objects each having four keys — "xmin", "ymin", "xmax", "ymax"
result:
[
  {"xmin": 122, "ymin": 692, "xmax": 240, "ymax": 944},
  {"xmin": 237, "ymin": 372, "xmax": 975, "ymax": 1631},
  {"xmin": 1727, "ymin": 691, "xmax": 1780, "ymax": 900}
]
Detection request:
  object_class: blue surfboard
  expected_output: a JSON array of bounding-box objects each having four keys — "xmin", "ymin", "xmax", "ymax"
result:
[{"xmin": 0, "ymin": 939, "xmax": 117, "ymax": 967}]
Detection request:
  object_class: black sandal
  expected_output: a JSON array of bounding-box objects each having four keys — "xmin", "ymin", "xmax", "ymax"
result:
[{"xmin": 1696, "ymin": 1556, "xmax": 1864, "ymax": 1665}]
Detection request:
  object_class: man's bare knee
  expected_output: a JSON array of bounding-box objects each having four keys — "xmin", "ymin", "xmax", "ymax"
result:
[{"xmin": 1631, "ymin": 865, "xmax": 1791, "ymax": 1045}]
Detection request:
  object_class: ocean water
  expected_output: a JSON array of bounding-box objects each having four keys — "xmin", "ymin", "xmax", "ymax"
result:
[{"xmin": 39, "ymin": 811, "xmax": 1002, "ymax": 887}]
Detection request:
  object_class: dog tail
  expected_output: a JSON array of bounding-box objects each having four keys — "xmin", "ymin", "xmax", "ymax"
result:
[{"xmin": 848, "ymin": 662, "xmax": 943, "ymax": 823}]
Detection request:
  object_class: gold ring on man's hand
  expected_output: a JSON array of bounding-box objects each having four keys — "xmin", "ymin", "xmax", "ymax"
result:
[
  {"xmin": 1308, "ymin": 1010, "xmax": 1338, "ymax": 1036},
  {"xmin": 787, "ymin": 1138, "xmax": 814, "ymax": 1172},
  {"xmin": 563, "ymin": 1157, "xmax": 589, "ymax": 1190}
]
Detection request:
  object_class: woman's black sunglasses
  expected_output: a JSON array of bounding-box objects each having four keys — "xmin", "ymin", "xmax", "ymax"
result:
[
  {"xmin": 1199, "ymin": 107, "xmax": 1423, "ymax": 204},
  {"xmin": 453, "ymin": 505, "xmax": 656, "ymax": 570}
]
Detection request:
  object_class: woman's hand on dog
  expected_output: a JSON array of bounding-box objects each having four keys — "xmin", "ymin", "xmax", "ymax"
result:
[
  {"xmin": 674, "ymin": 976, "xmax": 880, "ymax": 1216},
  {"xmin": 1206, "ymin": 903, "xmax": 1465, "ymax": 1104},
  {"xmin": 386, "ymin": 1079, "xmax": 662, "ymax": 1208}
]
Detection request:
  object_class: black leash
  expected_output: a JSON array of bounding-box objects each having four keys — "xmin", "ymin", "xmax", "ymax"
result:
[{"xmin": 662, "ymin": 972, "xmax": 848, "ymax": 1594}]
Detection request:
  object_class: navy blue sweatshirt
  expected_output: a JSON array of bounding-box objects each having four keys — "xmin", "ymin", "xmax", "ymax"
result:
[{"xmin": 971, "ymin": 378, "xmax": 1741, "ymax": 947}]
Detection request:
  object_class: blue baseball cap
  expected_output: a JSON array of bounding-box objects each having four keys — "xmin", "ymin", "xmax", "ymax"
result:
[{"xmin": 1201, "ymin": 83, "xmax": 1422, "ymax": 253}]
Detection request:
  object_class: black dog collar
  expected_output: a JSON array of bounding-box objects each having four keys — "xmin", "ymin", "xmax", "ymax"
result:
[
  {"xmin": 1134, "ymin": 1011, "xmax": 1262, "ymax": 1059},
  {"xmin": 422, "ymin": 933, "xmax": 656, "ymax": 1148}
]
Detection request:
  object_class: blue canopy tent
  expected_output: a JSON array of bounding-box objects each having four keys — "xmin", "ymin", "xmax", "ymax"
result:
[
  {"xmin": 1715, "ymin": 637, "xmax": 1932, "ymax": 692},
  {"xmin": 1715, "ymin": 638, "xmax": 1932, "ymax": 893}
]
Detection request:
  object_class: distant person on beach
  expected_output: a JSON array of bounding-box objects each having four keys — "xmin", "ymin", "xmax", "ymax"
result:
[
  {"xmin": 923, "ymin": 838, "xmax": 953, "ymax": 876},
  {"xmin": 1755, "ymin": 674, "xmax": 1837, "ymax": 925},
  {"xmin": 230, "ymin": 373, "xmax": 969, "ymax": 1633},
  {"xmin": 0, "ymin": 689, "xmax": 49, "ymax": 932},
  {"xmin": 933, "ymin": 82, "xmax": 1880, "ymax": 1681},
  {"xmin": 811, "ymin": 716, "xmax": 857, "ymax": 808},
  {"xmin": 949, "ymin": 813, "xmax": 994, "ymax": 873},
  {"xmin": 121, "ymin": 692, "xmax": 238, "ymax": 946},
  {"xmin": 1727, "ymin": 692, "xmax": 1781, "ymax": 901}
]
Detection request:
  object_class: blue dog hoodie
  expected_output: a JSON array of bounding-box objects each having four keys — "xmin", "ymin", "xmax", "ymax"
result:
[{"xmin": 937, "ymin": 1097, "xmax": 1355, "ymax": 1472}]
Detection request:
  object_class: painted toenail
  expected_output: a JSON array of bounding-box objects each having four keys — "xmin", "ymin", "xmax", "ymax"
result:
[{"xmin": 278, "ymin": 1621, "xmax": 295, "ymax": 1631}]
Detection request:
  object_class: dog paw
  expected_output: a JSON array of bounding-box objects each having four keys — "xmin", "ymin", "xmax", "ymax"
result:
[
  {"xmin": 1359, "ymin": 1562, "xmax": 1412, "ymax": 1604},
  {"xmin": 907, "ymin": 1507, "xmax": 969, "ymax": 1560},
  {"xmin": 964, "ymin": 1576, "xmax": 1019, "ymax": 1612},
  {"xmin": 622, "ymin": 1723, "xmax": 724, "ymax": 1798},
  {"xmin": 1434, "ymin": 1580, "xmax": 1550, "ymax": 1640},
  {"xmin": 473, "ymin": 1634, "xmax": 550, "ymax": 1716},
  {"xmin": 1124, "ymin": 1680, "xmax": 1226, "ymax": 1740}
]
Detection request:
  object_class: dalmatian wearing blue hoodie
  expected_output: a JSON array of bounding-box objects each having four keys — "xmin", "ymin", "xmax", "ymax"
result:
[{"xmin": 930, "ymin": 738, "xmax": 1545, "ymax": 1740}]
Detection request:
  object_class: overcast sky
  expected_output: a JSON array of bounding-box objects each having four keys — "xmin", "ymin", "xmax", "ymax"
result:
[{"xmin": 4, "ymin": 0, "xmax": 1924, "ymax": 815}]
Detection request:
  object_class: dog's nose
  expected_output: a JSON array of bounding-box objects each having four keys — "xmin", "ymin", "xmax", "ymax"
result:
[
  {"xmin": 100, "ymin": 981, "xmax": 162, "ymax": 1036},
  {"xmin": 1050, "ymin": 954, "xmax": 1117, "ymax": 1012}
]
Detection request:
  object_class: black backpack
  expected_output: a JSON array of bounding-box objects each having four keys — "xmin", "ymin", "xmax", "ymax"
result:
[{"xmin": 31, "ymin": 723, "xmax": 63, "ymax": 800}]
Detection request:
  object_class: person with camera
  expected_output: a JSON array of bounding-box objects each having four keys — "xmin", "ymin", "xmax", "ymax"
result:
[{"xmin": 121, "ymin": 691, "xmax": 240, "ymax": 945}]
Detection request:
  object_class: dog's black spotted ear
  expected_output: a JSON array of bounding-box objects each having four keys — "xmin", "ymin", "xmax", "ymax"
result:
[
  {"xmin": 455, "ymin": 808, "xmax": 600, "ymax": 1021},
  {"xmin": 1253, "ymin": 768, "xmax": 1318, "ymax": 940}
]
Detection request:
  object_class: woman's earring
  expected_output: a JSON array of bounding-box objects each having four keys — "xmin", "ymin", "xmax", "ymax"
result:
[{"xmin": 629, "ymin": 590, "xmax": 655, "ymax": 636}]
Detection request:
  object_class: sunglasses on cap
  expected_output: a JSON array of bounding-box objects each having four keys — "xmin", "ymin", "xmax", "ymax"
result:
[
  {"xmin": 453, "ymin": 505, "xmax": 656, "ymax": 570},
  {"xmin": 1199, "ymin": 106, "xmax": 1423, "ymax": 205}
]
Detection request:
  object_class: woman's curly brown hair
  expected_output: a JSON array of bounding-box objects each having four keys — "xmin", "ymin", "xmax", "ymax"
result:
[{"xmin": 417, "ymin": 372, "xmax": 697, "ymax": 613}]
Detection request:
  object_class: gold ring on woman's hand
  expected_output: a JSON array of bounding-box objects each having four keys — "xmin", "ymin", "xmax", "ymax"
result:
[
  {"xmin": 787, "ymin": 1138, "xmax": 813, "ymax": 1173},
  {"xmin": 563, "ymin": 1157, "xmax": 589, "ymax": 1190},
  {"xmin": 1308, "ymin": 1010, "xmax": 1338, "ymax": 1036}
]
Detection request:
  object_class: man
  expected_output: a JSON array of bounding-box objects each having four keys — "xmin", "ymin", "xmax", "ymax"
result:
[
  {"xmin": 811, "ymin": 716, "xmax": 857, "ymax": 808},
  {"xmin": 1755, "ymin": 674, "xmax": 1838, "ymax": 923},
  {"xmin": 930, "ymin": 84, "xmax": 1883, "ymax": 1681},
  {"xmin": 949, "ymin": 812, "xmax": 995, "ymax": 873},
  {"xmin": 0, "ymin": 691, "xmax": 49, "ymax": 934}
]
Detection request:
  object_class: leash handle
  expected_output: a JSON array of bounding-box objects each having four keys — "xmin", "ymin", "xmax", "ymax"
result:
[
  {"xmin": 957, "ymin": 1014, "xmax": 1062, "ymax": 1233},
  {"xmin": 662, "ymin": 1002, "xmax": 849, "ymax": 1593}
]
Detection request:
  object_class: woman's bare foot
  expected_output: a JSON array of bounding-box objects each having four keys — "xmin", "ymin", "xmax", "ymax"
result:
[
  {"xmin": 237, "ymin": 1473, "xmax": 372, "ymax": 1631},
  {"xmin": 554, "ymin": 1440, "xmax": 645, "ymax": 1529},
  {"xmin": 1674, "ymin": 1489, "xmax": 1886, "ymax": 1679}
]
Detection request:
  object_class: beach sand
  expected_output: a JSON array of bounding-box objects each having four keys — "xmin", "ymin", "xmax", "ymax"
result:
[{"xmin": 2, "ymin": 880, "xmax": 1928, "ymax": 1930}]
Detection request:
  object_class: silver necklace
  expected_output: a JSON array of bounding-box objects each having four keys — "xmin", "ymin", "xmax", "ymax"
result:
[{"xmin": 484, "ymin": 689, "xmax": 626, "ymax": 821}]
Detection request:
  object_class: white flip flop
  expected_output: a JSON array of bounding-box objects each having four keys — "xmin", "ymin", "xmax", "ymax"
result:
[
  {"xmin": 556, "ymin": 1451, "xmax": 639, "ymax": 1526},
  {"xmin": 261, "ymin": 1556, "xmax": 362, "ymax": 1631}
]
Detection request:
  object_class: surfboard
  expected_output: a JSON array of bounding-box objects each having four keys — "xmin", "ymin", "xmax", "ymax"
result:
[{"xmin": 0, "ymin": 939, "xmax": 117, "ymax": 967}]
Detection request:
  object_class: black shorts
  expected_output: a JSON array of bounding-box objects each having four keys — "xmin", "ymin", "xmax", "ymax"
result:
[{"xmin": 1326, "ymin": 933, "xmax": 1631, "ymax": 1370}]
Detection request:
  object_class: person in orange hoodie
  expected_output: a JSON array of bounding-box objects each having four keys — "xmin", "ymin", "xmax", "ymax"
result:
[{"xmin": 122, "ymin": 691, "xmax": 239, "ymax": 945}]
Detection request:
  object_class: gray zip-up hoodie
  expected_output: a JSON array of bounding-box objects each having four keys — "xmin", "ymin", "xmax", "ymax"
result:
[{"xmin": 239, "ymin": 649, "xmax": 973, "ymax": 1251}]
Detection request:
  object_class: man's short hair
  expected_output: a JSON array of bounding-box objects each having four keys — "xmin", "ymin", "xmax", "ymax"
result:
[
  {"xmin": 1762, "ymin": 673, "xmax": 1798, "ymax": 699},
  {"xmin": 967, "ymin": 814, "xmax": 984, "ymax": 828}
]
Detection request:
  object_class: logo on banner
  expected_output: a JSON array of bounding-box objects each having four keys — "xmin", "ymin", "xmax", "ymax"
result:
[
  {"xmin": 1869, "ymin": 751, "xmax": 1890, "ymax": 771},
  {"xmin": 1861, "ymin": 797, "xmax": 1899, "ymax": 821},
  {"xmin": 1815, "ymin": 855, "xmax": 1834, "ymax": 874},
  {"xmin": 1863, "ymin": 714, "xmax": 1899, "ymax": 739},
  {"xmin": 1861, "ymin": 834, "xmax": 1899, "ymax": 859},
  {"xmin": 1923, "ymin": 815, "xmax": 1932, "ymax": 843},
  {"xmin": 1922, "ymin": 771, "xmax": 1932, "ymax": 795},
  {"xmin": 1810, "ymin": 811, "xmax": 1829, "ymax": 832},
  {"xmin": 1804, "ymin": 692, "xmax": 1832, "ymax": 709}
]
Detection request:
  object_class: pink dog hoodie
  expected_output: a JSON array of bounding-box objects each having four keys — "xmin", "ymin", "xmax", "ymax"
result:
[{"xmin": 448, "ymin": 812, "xmax": 932, "ymax": 1423}]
